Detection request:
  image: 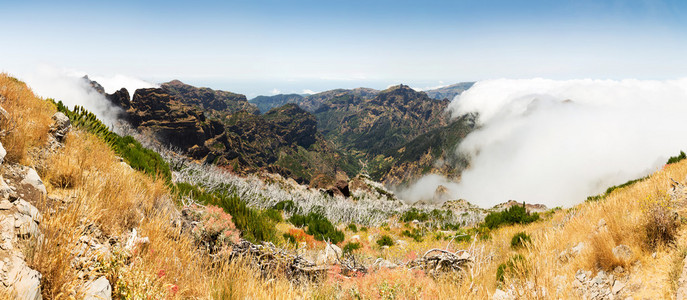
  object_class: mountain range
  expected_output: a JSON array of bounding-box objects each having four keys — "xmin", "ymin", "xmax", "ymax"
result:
[{"xmin": 89, "ymin": 77, "xmax": 475, "ymax": 188}]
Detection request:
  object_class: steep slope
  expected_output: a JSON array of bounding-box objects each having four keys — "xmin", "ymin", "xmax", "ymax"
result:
[
  {"xmin": 424, "ymin": 82, "xmax": 474, "ymax": 101},
  {"xmin": 160, "ymin": 79, "xmax": 259, "ymax": 116},
  {"xmin": 369, "ymin": 114, "xmax": 476, "ymax": 185},
  {"xmin": 314, "ymin": 84, "xmax": 450, "ymax": 158}
]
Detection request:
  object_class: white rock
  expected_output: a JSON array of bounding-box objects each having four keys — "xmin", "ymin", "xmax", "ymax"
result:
[
  {"xmin": 82, "ymin": 276, "xmax": 112, "ymax": 300},
  {"xmin": 377, "ymin": 259, "xmax": 397, "ymax": 269},
  {"xmin": 350, "ymin": 235, "xmax": 360, "ymax": 241},
  {"xmin": 20, "ymin": 168, "xmax": 46, "ymax": 196},
  {"xmin": 8, "ymin": 256, "xmax": 41, "ymax": 300},
  {"xmin": 612, "ymin": 280, "xmax": 626, "ymax": 294},
  {"xmin": 0, "ymin": 141, "xmax": 6, "ymax": 164},
  {"xmin": 16, "ymin": 199, "xmax": 41, "ymax": 223},
  {"xmin": 493, "ymin": 288, "xmax": 514, "ymax": 300},
  {"xmin": 571, "ymin": 242, "xmax": 585, "ymax": 256}
]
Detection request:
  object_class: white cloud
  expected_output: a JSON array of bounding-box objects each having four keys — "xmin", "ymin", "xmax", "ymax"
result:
[
  {"xmin": 15, "ymin": 65, "xmax": 154, "ymax": 129},
  {"xmin": 271, "ymin": 88, "xmax": 281, "ymax": 95},
  {"xmin": 402, "ymin": 78, "xmax": 687, "ymax": 208},
  {"xmin": 302, "ymin": 89, "xmax": 316, "ymax": 95}
]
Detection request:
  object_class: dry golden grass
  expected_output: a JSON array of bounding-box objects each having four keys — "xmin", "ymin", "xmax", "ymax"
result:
[{"xmin": 0, "ymin": 74, "xmax": 53, "ymax": 164}]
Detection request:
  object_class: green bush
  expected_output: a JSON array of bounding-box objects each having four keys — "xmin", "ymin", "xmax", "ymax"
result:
[
  {"xmin": 262, "ymin": 208, "xmax": 283, "ymax": 223},
  {"xmin": 484, "ymin": 204, "xmax": 539, "ymax": 229},
  {"xmin": 347, "ymin": 223, "xmax": 358, "ymax": 233},
  {"xmin": 667, "ymin": 151, "xmax": 686, "ymax": 165},
  {"xmin": 496, "ymin": 254, "xmax": 527, "ymax": 283},
  {"xmin": 402, "ymin": 229, "xmax": 423, "ymax": 242},
  {"xmin": 273, "ymin": 200, "xmax": 296, "ymax": 213},
  {"xmin": 175, "ymin": 182, "xmax": 276, "ymax": 243},
  {"xmin": 510, "ymin": 232, "xmax": 531, "ymax": 249},
  {"xmin": 287, "ymin": 212, "xmax": 344, "ymax": 244},
  {"xmin": 283, "ymin": 232, "xmax": 297, "ymax": 244},
  {"xmin": 343, "ymin": 242, "xmax": 361, "ymax": 254},
  {"xmin": 400, "ymin": 208, "xmax": 429, "ymax": 222},
  {"xmin": 376, "ymin": 235, "xmax": 394, "ymax": 247}
]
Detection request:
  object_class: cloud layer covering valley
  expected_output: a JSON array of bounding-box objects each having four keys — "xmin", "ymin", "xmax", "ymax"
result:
[{"xmin": 402, "ymin": 78, "xmax": 687, "ymax": 208}]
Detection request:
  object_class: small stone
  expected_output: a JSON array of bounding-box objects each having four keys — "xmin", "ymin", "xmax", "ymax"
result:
[
  {"xmin": 598, "ymin": 218, "xmax": 607, "ymax": 227},
  {"xmin": 614, "ymin": 266, "xmax": 624, "ymax": 273},
  {"xmin": 0, "ymin": 200, "xmax": 11, "ymax": 210},
  {"xmin": 652, "ymin": 252, "xmax": 657, "ymax": 259},
  {"xmin": 82, "ymin": 276, "xmax": 112, "ymax": 300},
  {"xmin": 0, "ymin": 141, "xmax": 5, "ymax": 164},
  {"xmin": 612, "ymin": 281, "xmax": 626, "ymax": 294}
]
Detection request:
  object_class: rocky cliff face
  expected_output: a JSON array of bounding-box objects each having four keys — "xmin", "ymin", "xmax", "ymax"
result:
[
  {"xmin": 161, "ymin": 80, "xmax": 259, "ymax": 116},
  {"xmin": 125, "ymin": 88, "xmax": 225, "ymax": 158}
]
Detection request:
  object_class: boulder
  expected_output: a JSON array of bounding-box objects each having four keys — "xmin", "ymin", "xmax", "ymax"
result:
[
  {"xmin": 377, "ymin": 259, "xmax": 397, "ymax": 269},
  {"xmin": 7, "ymin": 256, "xmax": 41, "ymax": 300},
  {"xmin": 50, "ymin": 112, "xmax": 71, "ymax": 141},
  {"xmin": 82, "ymin": 276, "xmax": 112, "ymax": 300},
  {"xmin": 20, "ymin": 168, "xmax": 47, "ymax": 196}
]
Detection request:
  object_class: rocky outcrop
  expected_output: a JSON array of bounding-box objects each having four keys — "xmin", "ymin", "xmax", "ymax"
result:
[
  {"xmin": 0, "ymin": 142, "xmax": 44, "ymax": 299},
  {"xmin": 161, "ymin": 79, "xmax": 258, "ymax": 115}
]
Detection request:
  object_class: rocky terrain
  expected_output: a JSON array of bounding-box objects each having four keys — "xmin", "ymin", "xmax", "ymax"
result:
[
  {"xmin": 82, "ymin": 78, "xmax": 355, "ymax": 185},
  {"xmin": 160, "ymin": 79, "xmax": 259, "ymax": 116}
]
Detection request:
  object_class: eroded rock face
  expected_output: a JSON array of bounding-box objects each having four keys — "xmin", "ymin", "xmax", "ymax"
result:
[{"xmin": 126, "ymin": 88, "xmax": 225, "ymax": 155}]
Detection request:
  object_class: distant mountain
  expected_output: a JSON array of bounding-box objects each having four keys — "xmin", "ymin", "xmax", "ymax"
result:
[
  {"xmin": 312, "ymin": 84, "xmax": 450, "ymax": 158},
  {"xmin": 249, "ymin": 87, "xmax": 379, "ymax": 113},
  {"xmin": 424, "ymin": 82, "xmax": 474, "ymax": 101},
  {"xmin": 161, "ymin": 80, "xmax": 259, "ymax": 116},
  {"xmin": 250, "ymin": 94, "xmax": 304, "ymax": 114}
]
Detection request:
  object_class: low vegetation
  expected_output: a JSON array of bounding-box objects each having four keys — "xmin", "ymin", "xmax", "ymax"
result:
[{"xmin": 483, "ymin": 204, "xmax": 540, "ymax": 229}]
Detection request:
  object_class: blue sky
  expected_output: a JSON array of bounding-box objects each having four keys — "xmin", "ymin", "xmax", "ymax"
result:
[{"xmin": 2, "ymin": 0, "xmax": 687, "ymax": 97}]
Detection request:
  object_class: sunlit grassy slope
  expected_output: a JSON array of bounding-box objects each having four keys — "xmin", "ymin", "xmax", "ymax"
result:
[{"xmin": 3, "ymin": 72, "xmax": 687, "ymax": 299}]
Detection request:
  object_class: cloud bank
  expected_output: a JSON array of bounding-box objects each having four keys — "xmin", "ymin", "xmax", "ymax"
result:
[
  {"xmin": 16, "ymin": 66, "xmax": 155, "ymax": 128},
  {"xmin": 401, "ymin": 78, "xmax": 687, "ymax": 208}
]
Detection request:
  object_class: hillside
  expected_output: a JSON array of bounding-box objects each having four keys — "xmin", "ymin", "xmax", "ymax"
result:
[
  {"xmin": 161, "ymin": 79, "xmax": 259, "ymax": 115},
  {"xmin": 3, "ymin": 73, "xmax": 687, "ymax": 299},
  {"xmin": 313, "ymin": 84, "xmax": 451, "ymax": 158},
  {"xmin": 369, "ymin": 113, "xmax": 477, "ymax": 185},
  {"xmin": 424, "ymin": 82, "xmax": 474, "ymax": 101}
]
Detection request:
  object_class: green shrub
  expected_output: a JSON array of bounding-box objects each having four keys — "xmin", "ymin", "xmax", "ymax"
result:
[
  {"xmin": 283, "ymin": 232, "xmax": 297, "ymax": 244},
  {"xmin": 401, "ymin": 229, "xmax": 423, "ymax": 242},
  {"xmin": 175, "ymin": 182, "xmax": 276, "ymax": 243},
  {"xmin": 496, "ymin": 254, "xmax": 527, "ymax": 283},
  {"xmin": 273, "ymin": 200, "xmax": 296, "ymax": 213},
  {"xmin": 288, "ymin": 212, "xmax": 344, "ymax": 244},
  {"xmin": 343, "ymin": 242, "xmax": 361, "ymax": 254},
  {"xmin": 510, "ymin": 232, "xmax": 531, "ymax": 249},
  {"xmin": 400, "ymin": 208, "xmax": 429, "ymax": 222},
  {"xmin": 262, "ymin": 208, "xmax": 283, "ymax": 223},
  {"xmin": 360, "ymin": 227, "xmax": 368, "ymax": 232},
  {"xmin": 376, "ymin": 235, "xmax": 394, "ymax": 247},
  {"xmin": 667, "ymin": 151, "xmax": 686, "ymax": 165},
  {"xmin": 484, "ymin": 204, "xmax": 539, "ymax": 229},
  {"xmin": 347, "ymin": 223, "xmax": 358, "ymax": 233}
]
